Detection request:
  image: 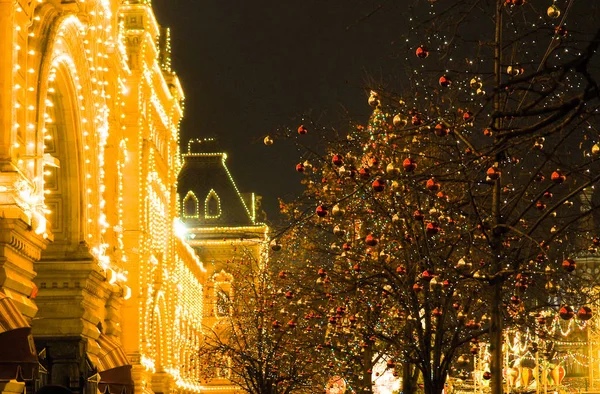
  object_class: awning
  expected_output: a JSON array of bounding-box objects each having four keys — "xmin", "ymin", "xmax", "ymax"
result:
[
  {"xmin": 95, "ymin": 334, "xmax": 133, "ymax": 394},
  {"xmin": 0, "ymin": 291, "xmax": 38, "ymax": 381}
]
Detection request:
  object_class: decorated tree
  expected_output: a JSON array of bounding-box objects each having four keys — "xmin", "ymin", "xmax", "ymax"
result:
[
  {"xmin": 198, "ymin": 246, "xmax": 332, "ymax": 394},
  {"xmin": 269, "ymin": 2, "xmax": 600, "ymax": 391}
]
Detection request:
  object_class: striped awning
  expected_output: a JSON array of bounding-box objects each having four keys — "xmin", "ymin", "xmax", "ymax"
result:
[
  {"xmin": 0, "ymin": 291, "xmax": 38, "ymax": 381},
  {"xmin": 96, "ymin": 334, "xmax": 129, "ymax": 372},
  {"xmin": 0, "ymin": 291, "xmax": 29, "ymax": 332},
  {"xmin": 94, "ymin": 334, "xmax": 133, "ymax": 394}
]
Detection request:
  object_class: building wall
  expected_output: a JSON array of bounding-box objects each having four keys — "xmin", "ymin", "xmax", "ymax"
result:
[{"xmin": 0, "ymin": 1, "xmax": 209, "ymax": 394}]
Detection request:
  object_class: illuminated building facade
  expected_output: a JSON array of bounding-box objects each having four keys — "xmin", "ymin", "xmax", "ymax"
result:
[
  {"xmin": 0, "ymin": 1, "xmax": 236, "ymax": 394},
  {"xmin": 178, "ymin": 138, "xmax": 268, "ymax": 393}
]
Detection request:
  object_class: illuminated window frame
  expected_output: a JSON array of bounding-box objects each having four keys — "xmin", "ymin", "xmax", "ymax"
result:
[
  {"xmin": 205, "ymin": 189, "xmax": 221, "ymax": 219},
  {"xmin": 182, "ymin": 191, "xmax": 199, "ymax": 218}
]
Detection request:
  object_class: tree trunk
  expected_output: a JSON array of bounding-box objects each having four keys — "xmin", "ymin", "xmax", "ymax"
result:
[
  {"xmin": 423, "ymin": 378, "xmax": 445, "ymax": 394},
  {"xmin": 402, "ymin": 362, "xmax": 417, "ymax": 394},
  {"xmin": 490, "ymin": 1, "xmax": 505, "ymax": 394},
  {"xmin": 489, "ymin": 281, "xmax": 504, "ymax": 394}
]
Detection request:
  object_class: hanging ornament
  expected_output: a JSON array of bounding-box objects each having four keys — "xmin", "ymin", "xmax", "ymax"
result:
[
  {"xmin": 297, "ymin": 124, "xmax": 308, "ymax": 135},
  {"xmin": 439, "ymin": 75, "xmax": 452, "ymax": 87},
  {"xmin": 434, "ymin": 123, "xmax": 449, "ymax": 137},
  {"xmin": 278, "ymin": 271, "xmax": 287, "ymax": 279},
  {"xmin": 396, "ymin": 265, "xmax": 406, "ymax": 274},
  {"xmin": 393, "ymin": 114, "xmax": 408, "ymax": 128},
  {"xmin": 426, "ymin": 222, "xmax": 439, "ymax": 236},
  {"xmin": 562, "ymin": 258, "xmax": 576, "ymax": 272},
  {"xmin": 316, "ymin": 205, "xmax": 328, "ymax": 217},
  {"xmin": 332, "ymin": 154, "xmax": 344, "ymax": 166},
  {"xmin": 577, "ymin": 306, "xmax": 593, "ymax": 320},
  {"xmin": 264, "ymin": 136, "xmax": 274, "ymax": 145},
  {"xmin": 368, "ymin": 91, "xmax": 380, "ymax": 107},
  {"xmin": 482, "ymin": 371, "xmax": 492, "ymax": 380},
  {"xmin": 559, "ymin": 305, "xmax": 574, "ymax": 320},
  {"xmin": 331, "ymin": 204, "xmax": 345, "ymax": 217},
  {"xmin": 486, "ymin": 166, "xmax": 501, "ymax": 180},
  {"xmin": 592, "ymin": 143, "xmax": 600, "ymax": 155},
  {"xmin": 551, "ymin": 170, "xmax": 566, "ymax": 183},
  {"xmin": 270, "ymin": 240, "xmax": 282, "ymax": 251},
  {"xmin": 403, "ymin": 158, "xmax": 417, "ymax": 172},
  {"xmin": 413, "ymin": 210, "xmax": 424, "ymax": 221},
  {"xmin": 426, "ymin": 178, "xmax": 440, "ymax": 191},
  {"xmin": 470, "ymin": 77, "xmax": 482, "ymax": 89},
  {"xmin": 365, "ymin": 234, "xmax": 378, "ymax": 246},
  {"xmin": 359, "ymin": 167, "xmax": 370, "ymax": 179},
  {"xmin": 415, "ymin": 46, "xmax": 429, "ymax": 58},
  {"xmin": 547, "ymin": 4, "xmax": 561, "ymax": 18},
  {"xmin": 386, "ymin": 163, "xmax": 398, "ymax": 175},
  {"xmin": 372, "ymin": 178, "xmax": 385, "ymax": 192},
  {"xmin": 296, "ymin": 163, "xmax": 305, "ymax": 172}
]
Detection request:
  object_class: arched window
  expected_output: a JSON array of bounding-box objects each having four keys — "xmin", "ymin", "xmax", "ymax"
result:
[
  {"xmin": 205, "ymin": 189, "xmax": 221, "ymax": 219},
  {"xmin": 183, "ymin": 191, "xmax": 199, "ymax": 218}
]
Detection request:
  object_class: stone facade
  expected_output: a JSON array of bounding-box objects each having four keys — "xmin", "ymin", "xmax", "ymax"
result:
[{"xmin": 0, "ymin": 1, "xmax": 258, "ymax": 394}]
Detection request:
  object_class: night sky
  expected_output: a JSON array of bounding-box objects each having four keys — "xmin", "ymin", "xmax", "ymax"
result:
[{"xmin": 152, "ymin": 1, "xmax": 408, "ymax": 220}]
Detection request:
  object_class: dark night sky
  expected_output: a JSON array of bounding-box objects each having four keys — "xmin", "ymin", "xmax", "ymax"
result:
[{"xmin": 152, "ymin": 1, "xmax": 407, "ymax": 220}]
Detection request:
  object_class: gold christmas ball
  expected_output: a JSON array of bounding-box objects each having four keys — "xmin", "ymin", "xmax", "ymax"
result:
[
  {"xmin": 592, "ymin": 143, "xmax": 600, "ymax": 155},
  {"xmin": 263, "ymin": 136, "xmax": 274, "ymax": 145},
  {"xmin": 547, "ymin": 4, "xmax": 560, "ymax": 18},
  {"xmin": 393, "ymin": 114, "xmax": 408, "ymax": 128}
]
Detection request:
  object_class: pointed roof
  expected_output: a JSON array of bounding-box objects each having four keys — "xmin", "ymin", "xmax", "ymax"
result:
[{"xmin": 178, "ymin": 138, "xmax": 257, "ymax": 227}]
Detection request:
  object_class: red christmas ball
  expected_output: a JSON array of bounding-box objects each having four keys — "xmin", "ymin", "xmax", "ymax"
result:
[
  {"xmin": 296, "ymin": 163, "xmax": 305, "ymax": 172},
  {"xmin": 415, "ymin": 46, "xmax": 429, "ymax": 58},
  {"xmin": 318, "ymin": 268, "xmax": 327, "ymax": 277},
  {"xmin": 577, "ymin": 306, "xmax": 593, "ymax": 321},
  {"xmin": 403, "ymin": 158, "xmax": 417, "ymax": 172},
  {"xmin": 278, "ymin": 271, "xmax": 287, "ymax": 279},
  {"xmin": 439, "ymin": 75, "xmax": 452, "ymax": 87},
  {"xmin": 412, "ymin": 283, "xmax": 422, "ymax": 292},
  {"xmin": 422, "ymin": 269, "xmax": 434, "ymax": 281},
  {"xmin": 551, "ymin": 170, "xmax": 566, "ymax": 183},
  {"xmin": 372, "ymin": 178, "xmax": 386, "ymax": 192},
  {"xmin": 426, "ymin": 178, "xmax": 440, "ymax": 191},
  {"xmin": 396, "ymin": 265, "xmax": 406, "ymax": 274},
  {"xmin": 332, "ymin": 154, "xmax": 344, "ymax": 166},
  {"xmin": 297, "ymin": 125, "xmax": 308, "ymax": 135},
  {"xmin": 434, "ymin": 123, "xmax": 449, "ymax": 137},
  {"xmin": 316, "ymin": 205, "xmax": 328, "ymax": 217},
  {"xmin": 287, "ymin": 320, "xmax": 297, "ymax": 328},
  {"xmin": 426, "ymin": 222, "xmax": 439, "ymax": 236},
  {"xmin": 486, "ymin": 166, "xmax": 501, "ymax": 180},
  {"xmin": 559, "ymin": 305, "xmax": 574, "ymax": 320},
  {"xmin": 562, "ymin": 258, "xmax": 576, "ymax": 272},
  {"xmin": 359, "ymin": 167, "xmax": 370, "ymax": 179},
  {"xmin": 482, "ymin": 371, "xmax": 491, "ymax": 380},
  {"xmin": 365, "ymin": 234, "xmax": 378, "ymax": 246},
  {"xmin": 413, "ymin": 210, "xmax": 424, "ymax": 221}
]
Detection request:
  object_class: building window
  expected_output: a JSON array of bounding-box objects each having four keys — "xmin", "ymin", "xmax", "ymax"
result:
[
  {"xmin": 215, "ymin": 287, "xmax": 229, "ymax": 317},
  {"xmin": 205, "ymin": 189, "xmax": 221, "ymax": 219},
  {"xmin": 183, "ymin": 191, "xmax": 199, "ymax": 218}
]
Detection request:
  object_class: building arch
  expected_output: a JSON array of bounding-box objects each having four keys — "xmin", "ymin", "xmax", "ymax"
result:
[{"xmin": 34, "ymin": 11, "xmax": 106, "ymax": 259}]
